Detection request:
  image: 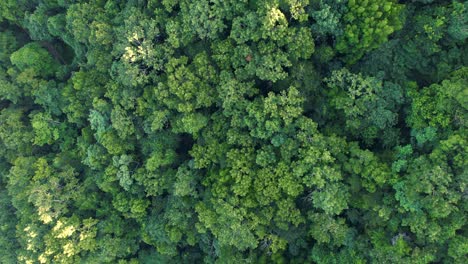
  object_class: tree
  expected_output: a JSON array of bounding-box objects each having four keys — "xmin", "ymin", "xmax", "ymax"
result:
[
  {"xmin": 323, "ymin": 68, "xmax": 403, "ymax": 147},
  {"xmin": 407, "ymin": 67, "xmax": 467, "ymax": 146},
  {"xmin": 336, "ymin": 0, "xmax": 404, "ymax": 64},
  {"xmin": 10, "ymin": 42, "xmax": 59, "ymax": 78},
  {"xmin": 30, "ymin": 111, "xmax": 61, "ymax": 146}
]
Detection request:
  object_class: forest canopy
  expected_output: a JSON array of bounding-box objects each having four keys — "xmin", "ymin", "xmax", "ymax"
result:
[{"xmin": 0, "ymin": 0, "xmax": 467, "ymax": 263}]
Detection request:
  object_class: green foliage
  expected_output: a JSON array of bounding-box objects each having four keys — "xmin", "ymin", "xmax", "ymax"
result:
[
  {"xmin": 448, "ymin": 1, "xmax": 468, "ymax": 42},
  {"xmin": 0, "ymin": 160, "xmax": 19, "ymax": 263},
  {"xmin": 0, "ymin": 30, "xmax": 19, "ymax": 65},
  {"xmin": 30, "ymin": 112, "xmax": 61, "ymax": 146},
  {"xmin": 358, "ymin": 1, "xmax": 467, "ymax": 85},
  {"xmin": 10, "ymin": 42, "xmax": 58, "ymax": 78},
  {"xmin": 310, "ymin": 0, "xmax": 346, "ymax": 38},
  {"xmin": 0, "ymin": 76, "xmax": 21, "ymax": 103},
  {"xmin": 406, "ymin": 67, "xmax": 467, "ymax": 153},
  {"xmin": 323, "ymin": 68, "xmax": 403, "ymax": 147},
  {"xmin": 336, "ymin": 0, "xmax": 404, "ymax": 64},
  {"xmin": 0, "ymin": 1, "xmax": 466, "ymax": 263},
  {"xmin": 408, "ymin": 67, "xmax": 467, "ymax": 133},
  {"xmin": 0, "ymin": 0, "xmax": 33, "ymax": 23}
]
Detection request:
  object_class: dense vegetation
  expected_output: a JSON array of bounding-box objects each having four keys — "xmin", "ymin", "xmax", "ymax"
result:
[{"xmin": 0, "ymin": 0, "xmax": 467, "ymax": 263}]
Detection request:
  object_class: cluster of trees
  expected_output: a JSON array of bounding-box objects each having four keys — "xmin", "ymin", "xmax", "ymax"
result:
[{"xmin": 0, "ymin": 0, "xmax": 466, "ymax": 263}]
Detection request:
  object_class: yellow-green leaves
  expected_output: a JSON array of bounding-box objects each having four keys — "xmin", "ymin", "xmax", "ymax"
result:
[
  {"xmin": 10, "ymin": 42, "xmax": 58, "ymax": 78},
  {"xmin": 337, "ymin": 0, "xmax": 404, "ymax": 64},
  {"xmin": 31, "ymin": 112, "xmax": 60, "ymax": 146}
]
